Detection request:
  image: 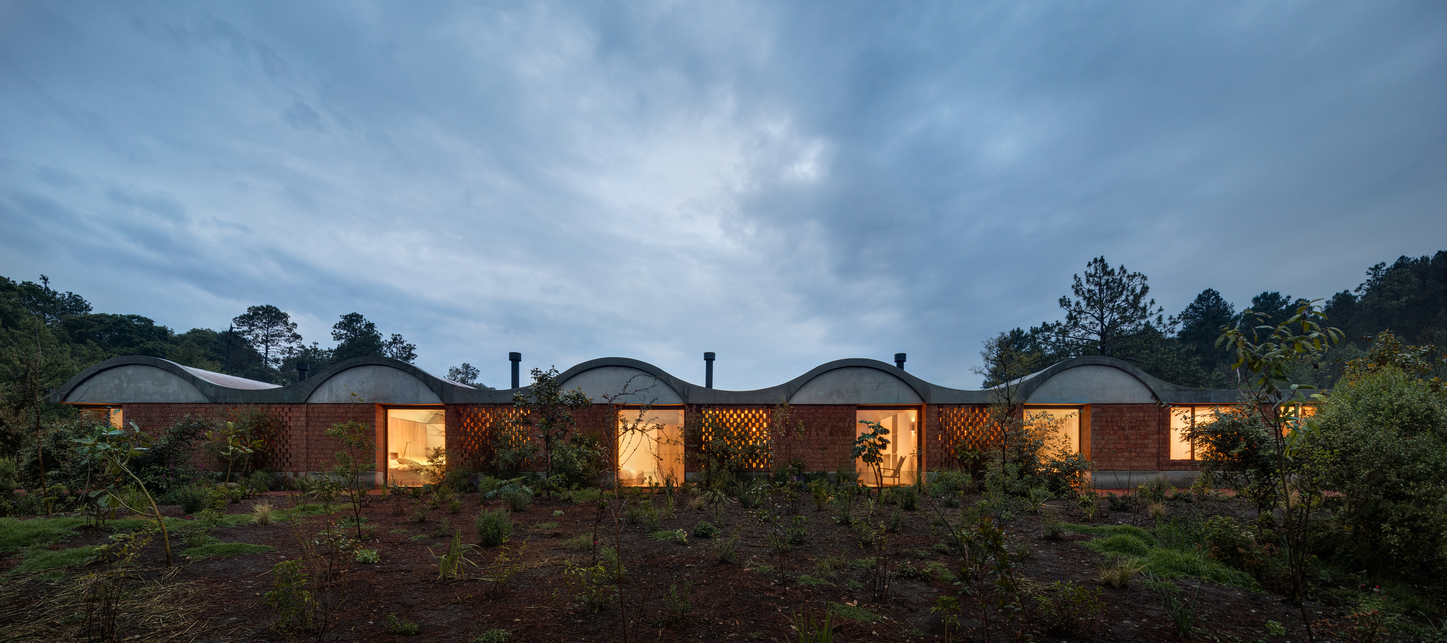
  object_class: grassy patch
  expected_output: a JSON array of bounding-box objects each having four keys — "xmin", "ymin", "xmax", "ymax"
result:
[
  {"xmin": 1084, "ymin": 533, "xmax": 1152, "ymax": 557},
  {"xmin": 0, "ymin": 517, "xmax": 87, "ymax": 553},
  {"xmin": 408, "ymin": 534, "xmax": 430, "ymax": 541},
  {"xmin": 389, "ymin": 528, "xmax": 411, "ymax": 534},
  {"xmin": 1065, "ymin": 522, "xmax": 1259, "ymax": 591},
  {"xmin": 828, "ymin": 602, "xmax": 882, "ymax": 623},
  {"xmin": 531, "ymin": 522, "xmax": 560, "ymax": 531},
  {"xmin": 180, "ymin": 542, "xmax": 276, "ymax": 559},
  {"xmin": 10, "ymin": 545, "xmax": 99, "ymax": 574},
  {"xmin": 796, "ymin": 574, "xmax": 834, "ymax": 587}
]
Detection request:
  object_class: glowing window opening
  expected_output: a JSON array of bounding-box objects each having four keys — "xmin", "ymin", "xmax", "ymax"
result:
[
  {"xmin": 855, "ymin": 408, "xmax": 920, "ymax": 487},
  {"xmin": 617, "ymin": 407, "xmax": 684, "ymax": 487},
  {"xmin": 386, "ymin": 408, "xmax": 445, "ymax": 487}
]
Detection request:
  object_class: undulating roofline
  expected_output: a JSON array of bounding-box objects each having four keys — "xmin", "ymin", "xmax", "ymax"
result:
[{"xmin": 51, "ymin": 354, "xmax": 1241, "ymax": 407}]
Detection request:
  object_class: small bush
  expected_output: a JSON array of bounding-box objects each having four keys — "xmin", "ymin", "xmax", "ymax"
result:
[
  {"xmin": 714, "ymin": 536, "xmax": 738, "ymax": 565},
  {"xmin": 475, "ymin": 629, "xmax": 510, "ymax": 643},
  {"xmin": 356, "ymin": 548, "xmax": 380, "ymax": 564},
  {"xmin": 504, "ymin": 491, "xmax": 531, "ymax": 513},
  {"xmin": 1034, "ymin": 581, "xmax": 1105, "ymax": 637},
  {"xmin": 476, "ymin": 509, "xmax": 513, "ymax": 547},
  {"xmin": 385, "ymin": 614, "xmax": 420, "ymax": 635},
  {"xmin": 691, "ymin": 521, "xmax": 719, "ymax": 539},
  {"xmin": 173, "ymin": 485, "xmax": 211, "ymax": 515}
]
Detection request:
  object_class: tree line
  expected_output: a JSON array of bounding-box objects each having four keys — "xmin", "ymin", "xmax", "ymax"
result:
[
  {"xmin": 982, "ymin": 252, "xmax": 1447, "ymax": 389},
  {"xmin": 0, "ymin": 276, "xmax": 447, "ymax": 455}
]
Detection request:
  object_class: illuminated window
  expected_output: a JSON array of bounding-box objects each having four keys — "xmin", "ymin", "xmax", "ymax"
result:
[
  {"xmin": 1278, "ymin": 404, "xmax": 1316, "ymax": 435},
  {"xmin": 387, "ymin": 408, "xmax": 445, "ymax": 486},
  {"xmin": 1169, "ymin": 406, "xmax": 1222, "ymax": 460},
  {"xmin": 80, "ymin": 407, "xmax": 123, "ymax": 427},
  {"xmin": 617, "ymin": 408, "xmax": 684, "ymax": 486},
  {"xmin": 1023, "ymin": 407, "xmax": 1081, "ymax": 455},
  {"xmin": 856, "ymin": 409, "xmax": 919, "ymax": 487}
]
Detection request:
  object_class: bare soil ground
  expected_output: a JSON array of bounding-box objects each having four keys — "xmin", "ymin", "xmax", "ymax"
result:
[{"xmin": 0, "ymin": 489, "xmax": 1397, "ymax": 642}]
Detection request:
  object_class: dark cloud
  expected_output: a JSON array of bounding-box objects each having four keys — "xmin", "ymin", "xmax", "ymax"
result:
[{"xmin": 1, "ymin": 1, "xmax": 1444, "ymax": 388}]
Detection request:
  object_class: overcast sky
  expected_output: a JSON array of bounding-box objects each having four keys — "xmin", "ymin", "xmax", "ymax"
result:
[{"xmin": 2, "ymin": 1, "xmax": 1444, "ymax": 390}]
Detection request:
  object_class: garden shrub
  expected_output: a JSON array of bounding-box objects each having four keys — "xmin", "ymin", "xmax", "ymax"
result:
[
  {"xmin": 1308, "ymin": 364, "xmax": 1447, "ymax": 577},
  {"xmin": 476, "ymin": 509, "xmax": 512, "ymax": 547},
  {"xmin": 172, "ymin": 485, "xmax": 211, "ymax": 515},
  {"xmin": 549, "ymin": 434, "xmax": 603, "ymax": 490},
  {"xmin": 1033, "ymin": 581, "xmax": 1104, "ymax": 637}
]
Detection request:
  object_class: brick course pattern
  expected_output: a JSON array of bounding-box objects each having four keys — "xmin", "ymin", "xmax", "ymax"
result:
[
  {"xmin": 122, "ymin": 403, "xmax": 377, "ymax": 475},
  {"xmin": 1089, "ymin": 404, "xmax": 1167, "ymax": 471}
]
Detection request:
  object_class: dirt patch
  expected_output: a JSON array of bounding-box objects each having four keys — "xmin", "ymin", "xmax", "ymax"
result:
[{"xmin": 0, "ymin": 491, "xmax": 1366, "ymax": 642}]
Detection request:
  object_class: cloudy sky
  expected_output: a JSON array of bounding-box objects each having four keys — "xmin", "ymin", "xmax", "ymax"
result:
[{"xmin": 2, "ymin": 1, "xmax": 1444, "ymax": 390}]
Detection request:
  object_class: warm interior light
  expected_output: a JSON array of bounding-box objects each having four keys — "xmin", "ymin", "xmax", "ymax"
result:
[
  {"xmin": 387, "ymin": 408, "xmax": 445, "ymax": 486},
  {"xmin": 618, "ymin": 408, "xmax": 684, "ymax": 487},
  {"xmin": 855, "ymin": 409, "xmax": 919, "ymax": 487}
]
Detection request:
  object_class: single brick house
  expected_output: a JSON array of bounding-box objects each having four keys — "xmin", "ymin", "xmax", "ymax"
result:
[{"xmin": 50, "ymin": 353, "xmax": 1240, "ymax": 488}]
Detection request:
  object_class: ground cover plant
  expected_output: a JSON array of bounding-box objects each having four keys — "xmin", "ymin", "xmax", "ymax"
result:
[{"xmin": 2, "ymin": 467, "xmax": 1443, "ymax": 642}]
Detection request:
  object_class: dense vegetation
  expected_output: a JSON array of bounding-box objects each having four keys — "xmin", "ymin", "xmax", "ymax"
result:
[{"xmin": 982, "ymin": 251, "xmax": 1447, "ymax": 389}]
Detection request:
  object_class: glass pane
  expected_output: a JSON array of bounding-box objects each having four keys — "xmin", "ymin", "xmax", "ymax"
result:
[
  {"xmin": 855, "ymin": 409, "xmax": 919, "ymax": 487},
  {"xmin": 1170, "ymin": 407, "xmax": 1194, "ymax": 460},
  {"xmin": 387, "ymin": 408, "xmax": 446, "ymax": 487},
  {"xmin": 617, "ymin": 408, "xmax": 684, "ymax": 487},
  {"xmin": 1024, "ymin": 408, "xmax": 1080, "ymax": 456}
]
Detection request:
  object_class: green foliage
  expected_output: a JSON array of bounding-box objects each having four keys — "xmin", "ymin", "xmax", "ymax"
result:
[
  {"xmin": 559, "ymin": 557, "xmax": 616, "ymax": 611},
  {"xmin": 0, "ymin": 516, "xmax": 86, "ymax": 553},
  {"xmin": 180, "ymin": 542, "xmax": 275, "ymax": 559},
  {"xmin": 1309, "ymin": 359, "xmax": 1447, "ymax": 577},
  {"xmin": 851, "ymin": 420, "xmax": 890, "ymax": 495},
  {"xmin": 323, "ymin": 420, "xmax": 375, "ymax": 541},
  {"xmin": 510, "ymin": 367, "xmax": 591, "ymax": 487},
  {"xmin": 549, "ymin": 434, "xmax": 603, "ymax": 490},
  {"xmin": 1185, "ymin": 406, "xmax": 1282, "ymax": 511},
  {"xmin": 355, "ymin": 548, "xmax": 380, "ymax": 564},
  {"xmin": 685, "ymin": 408, "xmax": 771, "ymax": 491},
  {"xmin": 384, "ymin": 613, "xmax": 420, "ymax": 635},
  {"xmin": 173, "ymin": 485, "xmax": 211, "ymax": 515},
  {"xmin": 792, "ymin": 607, "xmax": 835, "ymax": 643},
  {"xmin": 691, "ymin": 521, "xmax": 719, "ymax": 539},
  {"xmin": 826, "ymin": 602, "xmax": 882, "ymax": 623},
  {"xmin": 1149, "ymin": 575, "xmax": 1202, "ymax": 637},
  {"xmin": 265, "ymin": 559, "xmax": 315, "ymax": 631},
  {"xmin": 431, "ymin": 530, "xmax": 479, "ymax": 581},
  {"xmin": 475, "ymin": 509, "xmax": 512, "ymax": 547},
  {"xmin": 1032, "ymin": 581, "xmax": 1104, "ymax": 637},
  {"xmin": 474, "ymin": 629, "xmax": 511, "ymax": 643},
  {"xmin": 9, "ymin": 544, "xmax": 100, "ymax": 574}
]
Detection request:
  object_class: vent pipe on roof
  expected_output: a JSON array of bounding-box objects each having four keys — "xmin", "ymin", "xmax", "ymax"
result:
[
  {"xmin": 509, "ymin": 352, "xmax": 521, "ymax": 389},
  {"xmin": 704, "ymin": 352, "xmax": 715, "ymax": 388},
  {"xmin": 894, "ymin": 353, "xmax": 906, "ymax": 370},
  {"xmin": 297, "ymin": 362, "xmax": 309, "ymax": 382}
]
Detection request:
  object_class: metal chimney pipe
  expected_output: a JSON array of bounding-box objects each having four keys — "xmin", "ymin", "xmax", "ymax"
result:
[
  {"xmin": 509, "ymin": 352, "xmax": 521, "ymax": 389},
  {"xmin": 297, "ymin": 362, "xmax": 309, "ymax": 382},
  {"xmin": 704, "ymin": 352, "xmax": 715, "ymax": 388},
  {"xmin": 894, "ymin": 353, "xmax": 907, "ymax": 370}
]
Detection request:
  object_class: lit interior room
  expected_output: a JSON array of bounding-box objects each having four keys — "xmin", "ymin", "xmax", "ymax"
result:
[
  {"xmin": 387, "ymin": 408, "xmax": 445, "ymax": 486},
  {"xmin": 855, "ymin": 408, "xmax": 919, "ymax": 487},
  {"xmin": 617, "ymin": 408, "xmax": 684, "ymax": 486}
]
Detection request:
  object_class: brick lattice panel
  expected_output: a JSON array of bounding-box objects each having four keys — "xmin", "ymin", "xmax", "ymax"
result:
[
  {"xmin": 452, "ymin": 405, "xmax": 524, "ymax": 471},
  {"xmin": 697, "ymin": 406, "xmax": 773, "ymax": 472},
  {"xmin": 934, "ymin": 405, "xmax": 1000, "ymax": 467}
]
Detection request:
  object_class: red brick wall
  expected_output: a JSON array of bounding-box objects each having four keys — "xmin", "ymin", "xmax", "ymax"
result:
[
  {"xmin": 1089, "ymin": 404, "xmax": 1167, "ymax": 471},
  {"xmin": 782, "ymin": 405, "xmax": 857, "ymax": 473},
  {"xmin": 121, "ymin": 403, "xmax": 380, "ymax": 476}
]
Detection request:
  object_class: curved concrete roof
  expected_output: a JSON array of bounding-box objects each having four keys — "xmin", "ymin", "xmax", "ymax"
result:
[{"xmin": 52, "ymin": 354, "xmax": 1241, "ymax": 406}]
